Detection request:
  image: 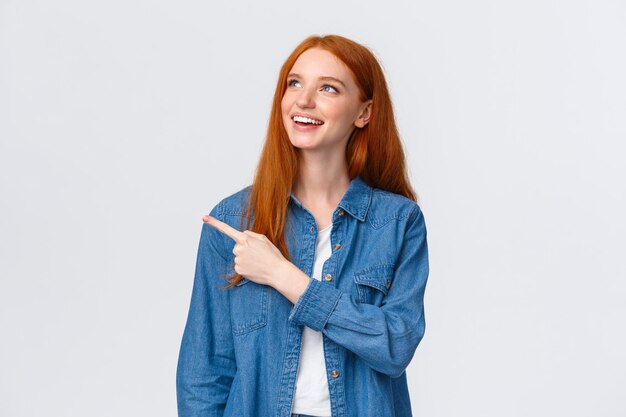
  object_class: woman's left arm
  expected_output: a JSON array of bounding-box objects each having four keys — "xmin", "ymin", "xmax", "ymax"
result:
[{"xmin": 280, "ymin": 205, "xmax": 429, "ymax": 378}]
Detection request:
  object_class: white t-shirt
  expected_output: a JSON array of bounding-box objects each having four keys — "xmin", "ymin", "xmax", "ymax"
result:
[{"xmin": 291, "ymin": 223, "xmax": 333, "ymax": 417}]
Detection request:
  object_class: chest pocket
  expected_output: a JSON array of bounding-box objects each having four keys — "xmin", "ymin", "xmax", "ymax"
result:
[
  {"xmin": 353, "ymin": 263, "xmax": 395, "ymax": 306},
  {"xmin": 230, "ymin": 277, "xmax": 269, "ymax": 336}
]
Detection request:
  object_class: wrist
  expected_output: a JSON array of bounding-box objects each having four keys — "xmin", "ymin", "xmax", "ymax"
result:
[
  {"xmin": 270, "ymin": 260, "xmax": 311, "ymax": 304},
  {"xmin": 268, "ymin": 259, "xmax": 291, "ymax": 286}
]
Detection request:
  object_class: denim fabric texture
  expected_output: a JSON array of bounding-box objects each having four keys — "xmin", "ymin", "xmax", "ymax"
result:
[{"xmin": 176, "ymin": 176, "xmax": 429, "ymax": 417}]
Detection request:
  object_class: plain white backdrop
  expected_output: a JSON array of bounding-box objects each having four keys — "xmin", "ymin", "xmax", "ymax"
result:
[{"xmin": 1, "ymin": 0, "xmax": 625, "ymax": 416}]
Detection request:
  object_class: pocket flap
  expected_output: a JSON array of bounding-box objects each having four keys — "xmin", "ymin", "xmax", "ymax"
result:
[{"xmin": 353, "ymin": 263, "xmax": 395, "ymax": 295}]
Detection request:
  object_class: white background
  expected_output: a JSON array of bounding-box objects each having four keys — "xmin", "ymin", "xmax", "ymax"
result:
[{"xmin": 1, "ymin": 1, "xmax": 625, "ymax": 416}]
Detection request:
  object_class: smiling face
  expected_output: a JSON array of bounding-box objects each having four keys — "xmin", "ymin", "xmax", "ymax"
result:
[{"xmin": 281, "ymin": 47, "xmax": 372, "ymax": 154}]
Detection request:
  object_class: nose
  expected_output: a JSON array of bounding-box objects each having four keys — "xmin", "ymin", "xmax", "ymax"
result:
[{"xmin": 296, "ymin": 87, "xmax": 315, "ymax": 109}]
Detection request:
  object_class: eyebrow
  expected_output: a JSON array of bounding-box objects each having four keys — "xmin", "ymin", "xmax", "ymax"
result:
[{"xmin": 287, "ymin": 73, "xmax": 347, "ymax": 88}]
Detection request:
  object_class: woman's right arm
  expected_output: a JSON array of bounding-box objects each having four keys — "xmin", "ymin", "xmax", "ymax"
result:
[{"xmin": 176, "ymin": 204, "xmax": 236, "ymax": 417}]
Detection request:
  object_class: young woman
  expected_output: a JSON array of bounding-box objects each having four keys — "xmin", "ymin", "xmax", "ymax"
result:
[{"xmin": 176, "ymin": 34, "xmax": 429, "ymax": 417}]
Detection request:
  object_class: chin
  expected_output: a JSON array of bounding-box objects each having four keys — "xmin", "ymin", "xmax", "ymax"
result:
[{"xmin": 288, "ymin": 138, "xmax": 318, "ymax": 150}]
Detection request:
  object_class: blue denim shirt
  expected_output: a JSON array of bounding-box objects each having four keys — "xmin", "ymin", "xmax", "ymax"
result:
[{"xmin": 176, "ymin": 176, "xmax": 429, "ymax": 417}]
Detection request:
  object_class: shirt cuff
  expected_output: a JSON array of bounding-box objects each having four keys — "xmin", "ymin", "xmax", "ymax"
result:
[{"xmin": 288, "ymin": 278, "xmax": 342, "ymax": 331}]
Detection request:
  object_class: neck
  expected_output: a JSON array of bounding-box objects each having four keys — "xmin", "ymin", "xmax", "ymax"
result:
[{"xmin": 292, "ymin": 151, "xmax": 350, "ymax": 206}]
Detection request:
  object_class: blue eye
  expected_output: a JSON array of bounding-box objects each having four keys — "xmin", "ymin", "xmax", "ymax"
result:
[
  {"xmin": 287, "ymin": 79, "xmax": 301, "ymax": 87},
  {"xmin": 321, "ymin": 85, "xmax": 338, "ymax": 93}
]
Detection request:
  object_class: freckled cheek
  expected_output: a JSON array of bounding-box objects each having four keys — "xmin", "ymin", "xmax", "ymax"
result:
[
  {"xmin": 280, "ymin": 97, "xmax": 292, "ymax": 123},
  {"xmin": 322, "ymin": 105, "xmax": 353, "ymax": 127}
]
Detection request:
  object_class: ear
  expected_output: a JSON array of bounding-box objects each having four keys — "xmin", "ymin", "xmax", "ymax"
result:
[{"xmin": 354, "ymin": 99, "xmax": 373, "ymax": 128}]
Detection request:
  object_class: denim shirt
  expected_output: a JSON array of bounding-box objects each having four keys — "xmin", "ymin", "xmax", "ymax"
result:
[{"xmin": 176, "ymin": 176, "xmax": 429, "ymax": 417}]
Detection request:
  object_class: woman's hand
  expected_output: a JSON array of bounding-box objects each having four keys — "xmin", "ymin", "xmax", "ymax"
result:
[{"xmin": 202, "ymin": 215, "xmax": 288, "ymax": 286}]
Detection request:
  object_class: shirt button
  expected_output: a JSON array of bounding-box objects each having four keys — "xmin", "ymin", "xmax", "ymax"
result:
[
  {"xmin": 334, "ymin": 243, "xmax": 341, "ymax": 250},
  {"xmin": 324, "ymin": 273, "xmax": 333, "ymax": 282},
  {"xmin": 330, "ymin": 370, "xmax": 340, "ymax": 378},
  {"xmin": 310, "ymin": 226, "xmax": 315, "ymax": 233},
  {"xmin": 386, "ymin": 280, "xmax": 391, "ymax": 289},
  {"xmin": 338, "ymin": 209, "xmax": 345, "ymax": 217}
]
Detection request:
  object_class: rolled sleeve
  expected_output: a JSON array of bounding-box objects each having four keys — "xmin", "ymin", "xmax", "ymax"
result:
[{"xmin": 288, "ymin": 278, "xmax": 342, "ymax": 331}]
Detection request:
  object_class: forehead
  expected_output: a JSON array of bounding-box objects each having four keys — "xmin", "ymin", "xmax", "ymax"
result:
[{"xmin": 289, "ymin": 47, "xmax": 353, "ymax": 80}]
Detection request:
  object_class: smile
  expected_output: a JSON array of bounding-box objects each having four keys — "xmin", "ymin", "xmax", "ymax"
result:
[{"xmin": 292, "ymin": 115, "xmax": 324, "ymax": 125}]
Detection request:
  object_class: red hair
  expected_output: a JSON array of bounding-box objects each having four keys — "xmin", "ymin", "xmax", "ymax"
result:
[{"xmin": 226, "ymin": 34, "xmax": 417, "ymax": 287}]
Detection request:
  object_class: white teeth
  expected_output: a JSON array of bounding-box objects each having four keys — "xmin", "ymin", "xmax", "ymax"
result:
[{"xmin": 293, "ymin": 115, "xmax": 323, "ymax": 125}]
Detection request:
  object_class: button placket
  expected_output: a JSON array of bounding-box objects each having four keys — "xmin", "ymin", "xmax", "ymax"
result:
[{"xmin": 321, "ymin": 207, "xmax": 346, "ymax": 288}]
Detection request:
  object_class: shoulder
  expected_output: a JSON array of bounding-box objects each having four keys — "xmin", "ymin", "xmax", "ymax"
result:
[
  {"xmin": 201, "ymin": 184, "xmax": 253, "ymax": 253},
  {"xmin": 209, "ymin": 184, "xmax": 253, "ymax": 218},
  {"xmin": 367, "ymin": 187, "xmax": 423, "ymax": 229}
]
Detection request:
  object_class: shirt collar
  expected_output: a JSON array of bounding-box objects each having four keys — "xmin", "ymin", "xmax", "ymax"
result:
[{"xmin": 289, "ymin": 175, "xmax": 372, "ymax": 221}]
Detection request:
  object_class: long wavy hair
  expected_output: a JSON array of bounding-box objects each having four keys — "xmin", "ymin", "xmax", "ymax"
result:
[{"xmin": 226, "ymin": 34, "xmax": 417, "ymax": 287}]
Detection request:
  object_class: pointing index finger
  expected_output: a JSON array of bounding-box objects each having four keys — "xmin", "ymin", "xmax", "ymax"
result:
[{"xmin": 203, "ymin": 215, "xmax": 245, "ymax": 243}]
